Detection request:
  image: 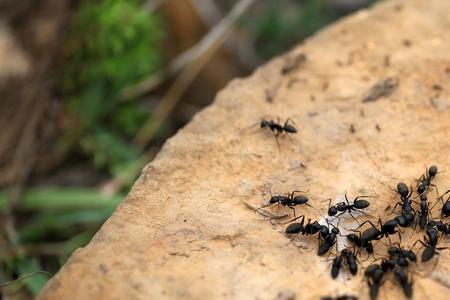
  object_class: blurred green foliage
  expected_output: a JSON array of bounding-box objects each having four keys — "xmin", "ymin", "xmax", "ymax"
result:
[
  {"xmin": 2, "ymin": 0, "xmax": 163, "ymax": 298},
  {"xmin": 246, "ymin": 0, "xmax": 335, "ymax": 58},
  {"xmin": 62, "ymin": 0, "xmax": 163, "ymax": 177}
]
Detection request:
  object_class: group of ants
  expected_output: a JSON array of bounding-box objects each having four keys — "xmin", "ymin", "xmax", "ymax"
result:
[{"xmin": 257, "ymin": 118, "xmax": 450, "ymax": 300}]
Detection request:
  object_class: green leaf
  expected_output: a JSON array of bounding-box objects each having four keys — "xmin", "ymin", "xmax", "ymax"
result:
[
  {"xmin": 0, "ymin": 187, "xmax": 123, "ymax": 211},
  {"xmin": 16, "ymin": 258, "xmax": 50, "ymax": 296}
]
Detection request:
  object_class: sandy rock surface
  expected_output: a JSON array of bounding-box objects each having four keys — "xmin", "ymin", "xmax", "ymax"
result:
[{"xmin": 38, "ymin": 0, "xmax": 450, "ymax": 299}]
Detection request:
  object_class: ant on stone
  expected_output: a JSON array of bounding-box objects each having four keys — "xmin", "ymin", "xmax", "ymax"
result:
[
  {"xmin": 284, "ymin": 215, "xmax": 322, "ymax": 236},
  {"xmin": 260, "ymin": 118, "xmax": 297, "ymax": 148},
  {"xmin": 365, "ymin": 263, "xmax": 385, "ymax": 300},
  {"xmin": 325, "ymin": 194, "xmax": 373, "ymax": 222},
  {"xmin": 392, "ymin": 182, "xmax": 415, "ymax": 227},
  {"xmin": 416, "ymin": 165, "xmax": 438, "ymax": 194},
  {"xmin": 413, "ymin": 223, "xmax": 448, "ymax": 262},
  {"xmin": 257, "ymin": 190, "xmax": 313, "ymax": 217},
  {"xmin": 387, "ymin": 243, "xmax": 417, "ymax": 265},
  {"xmin": 394, "ymin": 268, "xmax": 413, "ymax": 299},
  {"xmin": 348, "ymin": 218, "xmax": 400, "ymax": 245},
  {"xmin": 427, "ymin": 220, "xmax": 450, "ymax": 236},
  {"xmin": 330, "ymin": 248, "xmax": 359, "ymax": 279},
  {"xmin": 414, "ymin": 194, "xmax": 431, "ymax": 230},
  {"xmin": 318, "ymin": 219, "xmax": 342, "ymax": 256},
  {"xmin": 346, "ymin": 233, "xmax": 374, "ymax": 256}
]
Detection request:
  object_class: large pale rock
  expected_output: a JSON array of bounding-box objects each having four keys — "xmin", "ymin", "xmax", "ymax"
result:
[{"xmin": 38, "ymin": 0, "xmax": 450, "ymax": 299}]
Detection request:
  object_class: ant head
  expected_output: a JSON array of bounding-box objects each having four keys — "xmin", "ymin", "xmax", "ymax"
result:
[
  {"xmin": 429, "ymin": 165, "xmax": 438, "ymax": 177},
  {"xmin": 328, "ymin": 206, "xmax": 338, "ymax": 216},
  {"xmin": 388, "ymin": 246, "xmax": 399, "ymax": 256},
  {"xmin": 346, "ymin": 233, "xmax": 358, "ymax": 241},
  {"xmin": 268, "ymin": 196, "xmax": 279, "ymax": 204},
  {"xmin": 260, "ymin": 120, "xmax": 269, "ymax": 128},
  {"xmin": 396, "ymin": 182, "xmax": 409, "ymax": 197}
]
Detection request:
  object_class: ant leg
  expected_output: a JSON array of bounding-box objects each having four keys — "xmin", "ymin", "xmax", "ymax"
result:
[
  {"xmin": 282, "ymin": 215, "xmax": 305, "ymax": 225},
  {"xmin": 344, "ymin": 192, "xmax": 350, "ymax": 205},
  {"xmin": 255, "ymin": 203, "xmax": 271, "ymax": 213},
  {"xmin": 397, "ymin": 230, "xmax": 402, "ymax": 245},
  {"xmin": 285, "ymin": 117, "xmax": 297, "ymax": 126},
  {"xmin": 430, "ymin": 183, "xmax": 440, "ymax": 199},
  {"xmin": 347, "ymin": 220, "xmax": 377, "ymax": 232},
  {"xmin": 290, "ymin": 190, "xmax": 309, "ymax": 198},
  {"xmin": 288, "ymin": 205, "xmax": 296, "ymax": 217},
  {"xmin": 354, "ymin": 195, "xmax": 378, "ymax": 201},
  {"xmin": 353, "ymin": 209, "xmax": 375, "ymax": 218},
  {"xmin": 411, "ymin": 239, "xmax": 427, "ymax": 250},
  {"xmin": 347, "ymin": 211, "xmax": 361, "ymax": 225},
  {"xmin": 391, "ymin": 202, "xmax": 402, "ymax": 214}
]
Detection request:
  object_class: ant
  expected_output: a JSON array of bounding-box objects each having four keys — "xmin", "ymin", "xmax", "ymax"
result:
[
  {"xmin": 364, "ymin": 264, "xmax": 385, "ymax": 300},
  {"xmin": 284, "ymin": 215, "xmax": 322, "ymax": 236},
  {"xmin": 257, "ymin": 190, "xmax": 312, "ymax": 217},
  {"xmin": 346, "ymin": 233, "xmax": 374, "ymax": 256},
  {"xmin": 331, "ymin": 252, "xmax": 344, "ymax": 279},
  {"xmin": 427, "ymin": 220, "xmax": 450, "ymax": 236},
  {"xmin": 376, "ymin": 245, "xmax": 416, "ymax": 270},
  {"xmin": 413, "ymin": 224, "xmax": 447, "ymax": 262},
  {"xmin": 414, "ymin": 194, "xmax": 431, "ymax": 230},
  {"xmin": 325, "ymin": 194, "xmax": 373, "ymax": 222},
  {"xmin": 392, "ymin": 182, "xmax": 415, "ymax": 213},
  {"xmin": 416, "ymin": 165, "xmax": 438, "ymax": 194},
  {"xmin": 392, "ymin": 182, "xmax": 415, "ymax": 227},
  {"xmin": 393, "ymin": 268, "xmax": 413, "ymax": 298},
  {"xmin": 330, "ymin": 248, "xmax": 358, "ymax": 278},
  {"xmin": 260, "ymin": 118, "xmax": 297, "ymax": 148},
  {"xmin": 387, "ymin": 244, "xmax": 417, "ymax": 264},
  {"xmin": 431, "ymin": 188, "xmax": 450, "ymax": 218},
  {"xmin": 318, "ymin": 220, "xmax": 341, "ymax": 256},
  {"xmin": 349, "ymin": 218, "xmax": 400, "ymax": 245}
]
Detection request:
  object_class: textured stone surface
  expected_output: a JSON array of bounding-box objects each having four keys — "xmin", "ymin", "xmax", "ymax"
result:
[{"xmin": 38, "ymin": 0, "xmax": 450, "ymax": 299}]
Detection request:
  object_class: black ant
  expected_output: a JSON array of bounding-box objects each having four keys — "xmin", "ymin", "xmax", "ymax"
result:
[
  {"xmin": 393, "ymin": 268, "xmax": 413, "ymax": 298},
  {"xmin": 325, "ymin": 194, "xmax": 372, "ymax": 222},
  {"xmin": 413, "ymin": 224, "xmax": 447, "ymax": 262},
  {"xmin": 260, "ymin": 118, "xmax": 297, "ymax": 148},
  {"xmin": 376, "ymin": 245, "xmax": 416, "ymax": 270},
  {"xmin": 392, "ymin": 182, "xmax": 415, "ymax": 227},
  {"xmin": 330, "ymin": 248, "xmax": 359, "ymax": 278},
  {"xmin": 431, "ymin": 188, "xmax": 450, "ymax": 218},
  {"xmin": 349, "ymin": 218, "xmax": 400, "ymax": 245},
  {"xmin": 284, "ymin": 215, "xmax": 322, "ymax": 236},
  {"xmin": 414, "ymin": 194, "xmax": 431, "ymax": 230},
  {"xmin": 331, "ymin": 252, "xmax": 344, "ymax": 279},
  {"xmin": 318, "ymin": 220, "xmax": 341, "ymax": 256},
  {"xmin": 393, "ymin": 182, "xmax": 414, "ymax": 213},
  {"xmin": 427, "ymin": 220, "xmax": 450, "ymax": 236},
  {"xmin": 416, "ymin": 165, "xmax": 438, "ymax": 194},
  {"xmin": 257, "ymin": 190, "xmax": 312, "ymax": 217},
  {"xmin": 346, "ymin": 233, "xmax": 374, "ymax": 255},
  {"xmin": 387, "ymin": 244, "xmax": 417, "ymax": 264},
  {"xmin": 364, "ymin": 264, "xmax": 385, "ymax": 300}
]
